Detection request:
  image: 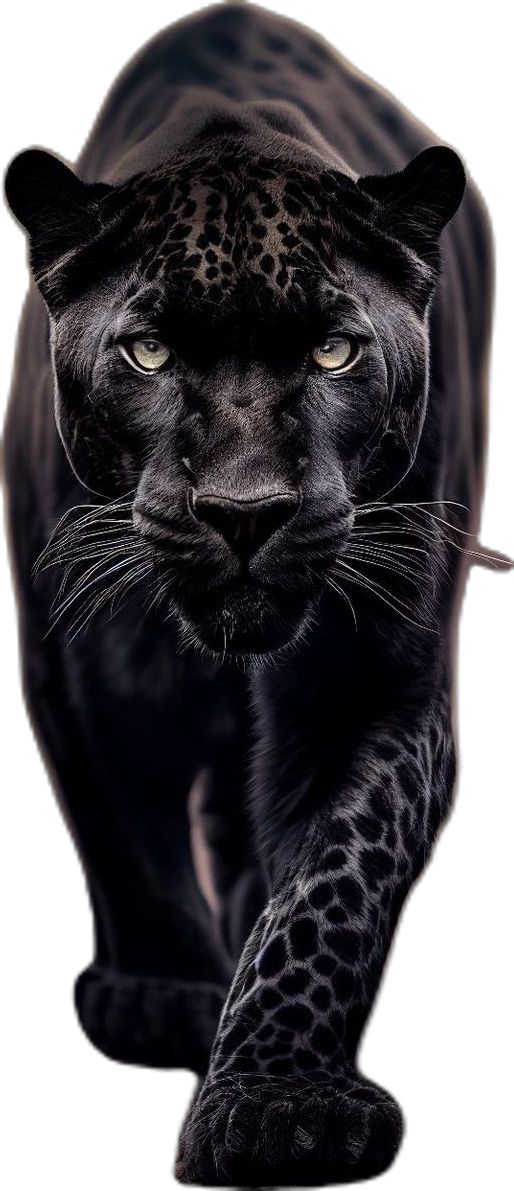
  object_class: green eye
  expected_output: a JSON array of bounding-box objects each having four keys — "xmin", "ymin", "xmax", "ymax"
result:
[
  {"xmin": 312, "ymin": 337, "xmax": 360, "ymax": 373},
  {"xmin": 121, "ymin": 338, "xmax": 171, "ymax": 373}
]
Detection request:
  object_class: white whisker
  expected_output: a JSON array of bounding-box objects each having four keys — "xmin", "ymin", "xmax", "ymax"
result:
[
  {"xmin": 65, "ymin": 561, "xmax": 152, "ymax": 644},
  {"xmin": 48, "ymin": 554, "xmax": 142, "ymax": 631},
  {"xmin": 334, "ymin": 559, "xmax": 438, "ymax": 633},
  {"xmin": 33, "ymin": 487, "xmax": 160, "ymax": 640},
  {"xmin": 345, "ymin": 546, "xmax": 424, "ymax": 583},
  {"xmin": 325, "ymin": 573, "xmax": 358, "ymax": 631}
]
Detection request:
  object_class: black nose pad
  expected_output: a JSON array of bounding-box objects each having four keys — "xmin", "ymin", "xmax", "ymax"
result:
[{"xmin": 190, "ymin": 489, "xmax": 301, "ymax": 558}]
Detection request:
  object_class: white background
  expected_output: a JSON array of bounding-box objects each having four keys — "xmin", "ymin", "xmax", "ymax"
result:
[{"xmin": 1, "ymin": 2, "xmax": 512, "ymax": 1188}]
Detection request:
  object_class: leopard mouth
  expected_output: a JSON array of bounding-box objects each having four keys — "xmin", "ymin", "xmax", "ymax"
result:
[{"xmin": 134, "ymin": 504, "xmax": 320, "ymax": 657}]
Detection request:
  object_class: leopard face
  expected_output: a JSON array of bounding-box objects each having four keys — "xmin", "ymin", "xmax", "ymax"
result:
[{"xmin": 5, "ymin": 144, "xmax": 464, "ymax": 659}]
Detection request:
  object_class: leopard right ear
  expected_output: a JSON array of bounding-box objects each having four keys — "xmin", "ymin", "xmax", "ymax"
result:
[
  {"xmin": 5, "ymin": 148, "xmax": 112, "ymax": 290},
  {"xmin": 357, "ymin": 146, "xmax": 466, "ymax": 265}
]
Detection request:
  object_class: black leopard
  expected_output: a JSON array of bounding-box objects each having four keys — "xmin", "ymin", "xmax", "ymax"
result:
[{"xmin": 3, "ymin": 1, "xmax": 504, "ymax": 1184}]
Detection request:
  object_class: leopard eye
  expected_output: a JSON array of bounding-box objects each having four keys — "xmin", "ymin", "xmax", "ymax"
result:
[
  {"xmin": 311, "ymin": 337, "xmax": 360, "ymax": 373},
  {"xmin": 121, "ymin": 338, "xmax": 171, "ymax": 373}
]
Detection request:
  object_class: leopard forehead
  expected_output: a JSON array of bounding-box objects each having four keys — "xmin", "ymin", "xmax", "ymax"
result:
[{"xmin": 118, "ymin": 157, "xmax": 361, "ymax": 301}]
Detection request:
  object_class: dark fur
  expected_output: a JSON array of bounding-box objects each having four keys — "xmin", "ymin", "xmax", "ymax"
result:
[{"xmin": 3, "ymin": 1, "xmax": 496, "ymax": 1183}]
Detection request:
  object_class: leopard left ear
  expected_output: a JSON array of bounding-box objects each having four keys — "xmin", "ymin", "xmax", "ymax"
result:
[
  {"xmin": 5, "ymin": 148, "xmax": 112, "ymax": 290},
  {"xmin": 358, "ymin": 146, "xmax": 466, "ymax": 260}
]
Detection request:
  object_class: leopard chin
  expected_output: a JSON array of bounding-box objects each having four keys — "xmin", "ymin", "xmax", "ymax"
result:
[{"xmin": 177, "ymin": 581, "xmax": 314, "ymax": 661}]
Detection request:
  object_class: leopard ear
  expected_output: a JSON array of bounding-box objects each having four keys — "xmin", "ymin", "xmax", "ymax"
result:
[
  {"xmin": 5, "ymin": 148, "xmax": 112, "ymax": 286},
  {"xmin": 358, "ymin": 146, "xmax": 466, "ymax": 261}
]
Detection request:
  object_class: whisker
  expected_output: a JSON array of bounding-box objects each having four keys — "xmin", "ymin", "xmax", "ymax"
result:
[
  {"xmin": 65, "ymin": 561, "xmax": 152, "ymax": 644},
  {"xmin": 344, "ymin": 549, "xmax": 424, "ymax": 586},
  {"xmin": 356, "ymin": 498, "xmax": 469, "ymax": 525},
  {"xmin": 220, "ymin": 624, "xmax": 228, "ymax": 664},
  {"xmin": 144, "ymin": 578, "xmax": 171, "ymax": 615},
  {"xmin": 354, "ymin": 499, "xmax": 511, "ymax": 570},
  {"xmin": 334, "ymin": 559, "xmax": 438, "ymax": 633},
  {"xmin": 39, "ymin": 495, "xmax": 133, "ymax": 537},
  {"xmin": 391, "ymin": 507, "xmax": 508, "ymax": 566},
  {"xmin": 350, "ymin": 529, "xmax": 430, "ymax": 554},
  {"xmin": 33, "ymin": 488, "xmax": 163, "ymax": 640},
  {"xmin": 325, "ymin": 573, "xmax": 358, "ymax": 631},
  {"xmin": 47, "ymin": 546, "xmax": 138, "ymax": 613},
  {"xmin": 347, "ymin": 540, "xmax": 426, "ymax": 570},
  {"xmin": 33, "ymin": 494, "xmax": 135, "ymax": 576},
  {"xmin": 47, "ymin": 553, "xmax": 144, "ymax": 631},
  {"xmin": 45, "ymin": 541, "xmax": 138, "ymax": 578},
  {"xmin": 41, "ymin": 522, "xmax": 135, "ymax": 558}
]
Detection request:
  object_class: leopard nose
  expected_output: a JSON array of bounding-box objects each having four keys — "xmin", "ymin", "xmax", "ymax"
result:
[{"xmin": 190, "ymin": 489, "xmax": 300, "ymax": 558}]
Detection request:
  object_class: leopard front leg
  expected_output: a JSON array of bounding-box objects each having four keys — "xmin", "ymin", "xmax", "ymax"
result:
[{"xmin": 177, "ymin": 695, "xmax": 455, "ymax": 1185}]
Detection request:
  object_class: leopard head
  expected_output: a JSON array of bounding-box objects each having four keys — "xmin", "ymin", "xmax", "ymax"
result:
[{"xmin": 5, "ymin": 142, "xmax": 464, "ymax": 660}]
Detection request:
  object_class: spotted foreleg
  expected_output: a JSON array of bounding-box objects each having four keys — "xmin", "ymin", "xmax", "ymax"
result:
[{"xmin": 177, "ymin": 694, "xmax": 455, "ymax": 1185}]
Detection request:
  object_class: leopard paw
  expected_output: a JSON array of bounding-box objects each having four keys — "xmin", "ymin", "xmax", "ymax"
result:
[
  {"xmin": 176, "ymin": 1070, "xmax": 403, "ymax": 1185},
  {"xmin": 75, "ymin": 963, "xmax": 225, "ymax": 1075}
]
